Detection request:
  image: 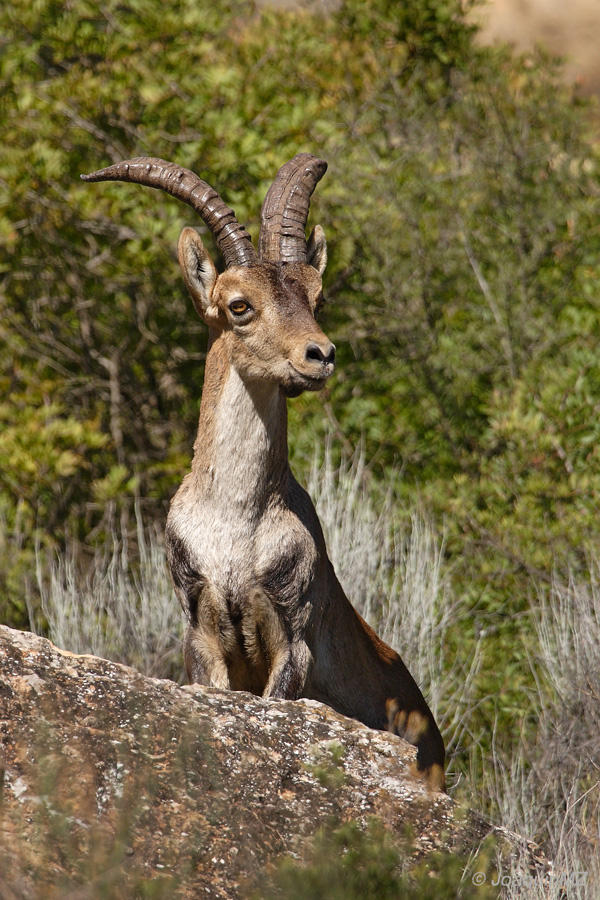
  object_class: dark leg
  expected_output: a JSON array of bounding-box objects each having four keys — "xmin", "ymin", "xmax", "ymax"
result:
[
  {"xmin": 183, "ymin": 623, "xmax": 230, "ymax": 689},
  {"xmin": 386, "ymin": 698, "xmax": 446, "ymax": 792},
  {"xmin": 263, "ymin": 641, "xmax": 312, "ymax": 700}
]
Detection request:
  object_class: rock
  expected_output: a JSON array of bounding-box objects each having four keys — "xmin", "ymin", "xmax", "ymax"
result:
[{"xmin": 0, "ymin": 625, "xmax": 508, "ymax": 896}]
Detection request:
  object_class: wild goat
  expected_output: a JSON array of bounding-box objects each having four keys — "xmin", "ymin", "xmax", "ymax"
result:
[{"xmin": 82, "ymin": 154, "xmax": 446, "ymax": 790}]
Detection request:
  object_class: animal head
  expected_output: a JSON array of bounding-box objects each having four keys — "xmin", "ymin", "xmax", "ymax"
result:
[{"xmin": 81, "ymin": 155, "xmax": 335, "ymax": 397}]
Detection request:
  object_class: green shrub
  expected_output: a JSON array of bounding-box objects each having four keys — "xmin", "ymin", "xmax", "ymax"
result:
[{"xmin": 255, "ymin": 818, "xmax": 497, "ymax": 900}]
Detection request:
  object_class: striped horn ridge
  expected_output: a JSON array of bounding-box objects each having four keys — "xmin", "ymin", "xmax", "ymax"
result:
[
  {"xmin": 81, "ymin": 156, "xmax": 257, "ymax": 268},
  {"xmin": 258, "ymin": 153, "xmax": 327, "ymax": 264}
]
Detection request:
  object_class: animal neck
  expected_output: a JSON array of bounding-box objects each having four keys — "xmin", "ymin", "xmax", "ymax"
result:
[{"xmin": 190, "ymin": 332, "xmax": 289, "ymax": 508}]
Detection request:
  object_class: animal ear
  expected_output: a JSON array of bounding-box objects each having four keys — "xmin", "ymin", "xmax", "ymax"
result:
[
  {"xmin": 306, "ymin": 224, "xmax": 327, "ymax": 276},
  {"xmin": 177, "ymin": 227, "xmax": 219, "ymax": 320}
]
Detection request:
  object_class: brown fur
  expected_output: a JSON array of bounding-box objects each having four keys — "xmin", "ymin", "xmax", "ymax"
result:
[{"xmin": 165, "ymin": 227, "xmax": 446, "ymax": 791}]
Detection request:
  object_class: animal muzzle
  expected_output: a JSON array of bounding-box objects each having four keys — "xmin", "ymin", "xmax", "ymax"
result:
[{"xmin": 304, "ymin": 339, "xmax": 336, "ymax": 376}]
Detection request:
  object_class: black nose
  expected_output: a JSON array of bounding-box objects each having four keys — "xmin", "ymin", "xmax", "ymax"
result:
[{"xmin": 305, "ymin": 341, "xmax": 336, "ymax": 365}]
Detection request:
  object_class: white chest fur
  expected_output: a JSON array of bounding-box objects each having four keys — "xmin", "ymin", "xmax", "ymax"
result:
[{"xmin": 168, "ymin": 367, "xmax": 293, "ymax": 604}]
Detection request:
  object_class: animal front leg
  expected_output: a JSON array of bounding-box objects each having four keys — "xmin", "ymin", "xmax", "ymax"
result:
[
  {"xmin": 386, "ymin": 698, "xmax": 446, "ymax": 792},
  {"xmin": 249, "ymin": 587, "xmax": 312, "ymax": 700},
  {"xmin": 184, "ymin": 624, "xmax": 230, "ymax": 689},
  {"xmin": 263, "ymin": 641, "xmax": 312, "ymax": 700}
]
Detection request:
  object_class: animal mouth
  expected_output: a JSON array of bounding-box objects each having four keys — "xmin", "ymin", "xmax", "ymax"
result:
[{"xmin": 288, "ymin": 362, "xmax": 332, "ymax": 388}]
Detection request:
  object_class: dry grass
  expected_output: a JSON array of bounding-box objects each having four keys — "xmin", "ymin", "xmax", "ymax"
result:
[
  {"xmin": 32, "ymin": 503, "xmax": 184, "ymax": 680},
  {"xmin": 26, "ymin": 450, "xmax": 600, "ymax": 896},
  {"xmin": 475, "ymin": 568, "xmax": 600, "ymax": 898}
]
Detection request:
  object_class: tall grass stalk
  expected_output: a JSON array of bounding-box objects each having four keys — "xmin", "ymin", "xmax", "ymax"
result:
[
  {"xmin": 32, "ymin": 503, "xmax": 184, "ymax": 680},
  {"xmin": 478, "ymin": 567, "xmax": 600, "ymax": 898}
]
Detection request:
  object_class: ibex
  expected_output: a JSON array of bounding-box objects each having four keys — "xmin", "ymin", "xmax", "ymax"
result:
[{"xmin": 82, "ymin": 154, "xmax": 445, "ymax": 790}]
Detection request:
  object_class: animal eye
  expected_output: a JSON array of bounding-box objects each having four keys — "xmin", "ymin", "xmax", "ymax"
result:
[{"xmin": 229, "ymin": 298, "xmax": 252, "ymax": 316}]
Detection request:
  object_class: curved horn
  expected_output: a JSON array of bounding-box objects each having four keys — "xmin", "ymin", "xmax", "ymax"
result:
[
  {"xmin": 259, "ymin": 153, "xmax": 327, "ymax": 264},
  {"xmin": 81, "ymin": 157, "xmax": 257, "ymax": 268}
]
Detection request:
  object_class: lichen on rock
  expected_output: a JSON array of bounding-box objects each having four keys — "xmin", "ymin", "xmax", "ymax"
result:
[{"xmin": 0, "ymin": 625, "xmax": 520, "ymax": 896}]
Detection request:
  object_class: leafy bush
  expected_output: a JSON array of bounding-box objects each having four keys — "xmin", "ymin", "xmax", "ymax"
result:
[{"xmin": 256, "ymin": 818, "xmax": 497, "ymax": 900}]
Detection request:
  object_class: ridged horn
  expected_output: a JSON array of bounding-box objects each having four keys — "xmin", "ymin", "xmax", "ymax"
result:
[
  {"xmin": 81, "ymin": 156, "xmax": 257, "ymax": 268},
  {"xmin": 259, "ymin": 153, "xmax": 327, "ymax": 264}
]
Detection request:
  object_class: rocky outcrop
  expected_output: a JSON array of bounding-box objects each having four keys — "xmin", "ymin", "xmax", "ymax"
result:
[{"xmin": 1, "ymin": 625, "xmax": 499, "ymax": 896}]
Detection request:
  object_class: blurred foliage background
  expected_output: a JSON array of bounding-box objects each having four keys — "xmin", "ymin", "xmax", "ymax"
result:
[{"xmin": 2, "ymin": 0, "xmax": 600, "ymax": 774}]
